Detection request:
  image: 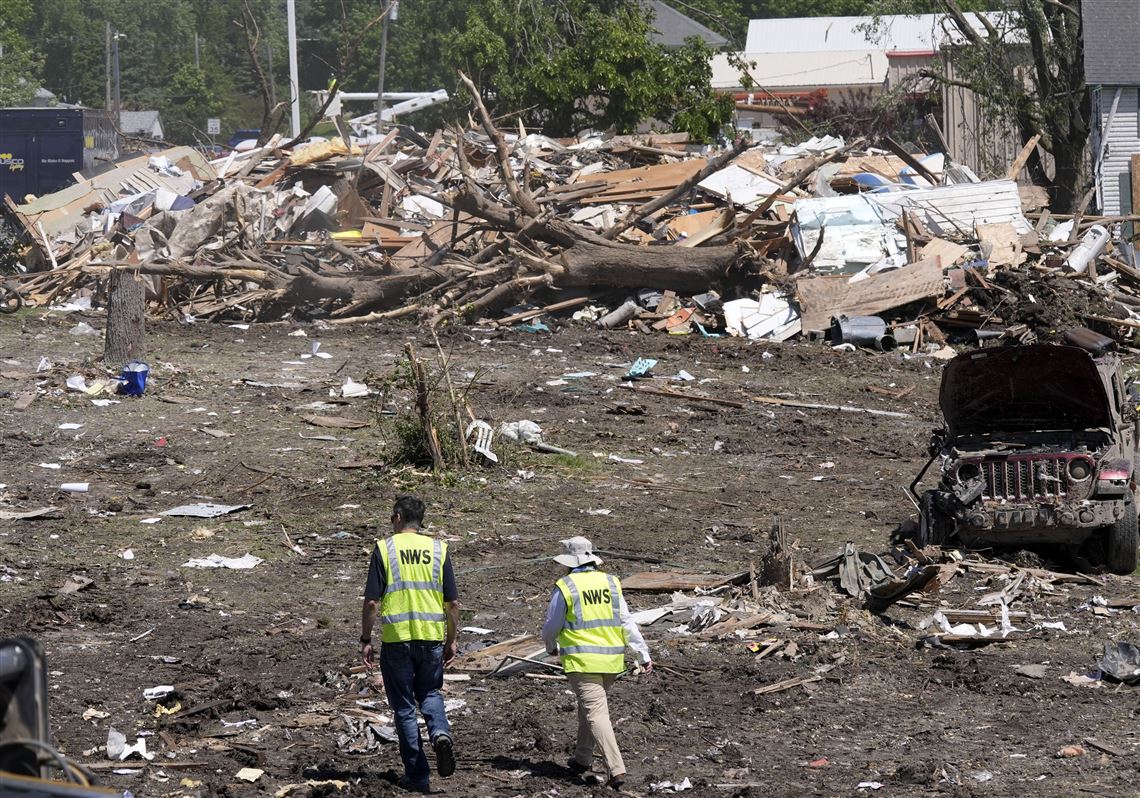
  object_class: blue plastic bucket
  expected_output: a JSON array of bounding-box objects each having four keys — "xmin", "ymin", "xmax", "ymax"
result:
[{"xmin": 119, "ymin": 361, "xmax": 150, "ymax": 396}]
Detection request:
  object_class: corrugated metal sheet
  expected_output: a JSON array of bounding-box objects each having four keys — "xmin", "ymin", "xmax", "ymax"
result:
[
  {"xmin": 942, "ymin": 55, "xmax": 1025, "ymax": 179},
  {"xmin": 886, "ymin": 53, "xmax": 934, "ymax": 89},
  {"xmin": 1083, "ymin": 0, "xmax": 1140, "ymax": 86},
  {"xmin": 745, "ymin": 14, "xmax": 940, "ymax": 53},
  {"xmin": 792, "ymin": 180, "xmax": 1030, "ymax": 273},
  {"xmin": 712, "ymin": 50, "xmax": 888, "ymax": 90},
  {"xmin": 1096, "ymin": 86, "xmax": 1140, "ymax": 216},
  {"xmin": 744, "ymin": 12, "xmax": 1012, "ymax": 54},
  {"xmin": 894, "ymin": 180, "xmax": 1031, "ymax": 236}
]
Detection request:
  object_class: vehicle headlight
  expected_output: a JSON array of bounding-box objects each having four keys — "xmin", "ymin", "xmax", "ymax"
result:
[
  {"xmin": 956, "ymin": 462, "xmax": 981, "ymax": 483},
  {"xmin": 1068, "ymin": 459, "xmax": 1092, "ymax": 481}
]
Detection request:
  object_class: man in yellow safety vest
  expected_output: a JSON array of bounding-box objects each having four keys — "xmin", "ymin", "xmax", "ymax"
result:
[
  {"xmin": 362, "ymin": 496, "xmax": 459, "ymax": 793},
  {"xmin": 541, "ymin": 536, "xmax": 652, "ymax": 790}
]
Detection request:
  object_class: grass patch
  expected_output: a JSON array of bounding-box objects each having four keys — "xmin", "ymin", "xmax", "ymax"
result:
[{"xmin": 544, "ymin": 453, "xmax": 603, "ymax": 475}]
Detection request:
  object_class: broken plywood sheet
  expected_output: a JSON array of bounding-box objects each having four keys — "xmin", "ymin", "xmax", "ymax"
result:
[
  {"xmin": 920, "ymin": 237, "xmax": 970, "ymax": 268},
  {"xmin": 622, "ymin": 570, "xmax": 748, "ymax": 592},
  {"xmin": 573, "ymin": 158, "xmax": 708, "ymax": 203},
  {"xmin": 977, "ymin": 222, "xmax": 1026, "ymax": 267},
  {"xmin": 678, "ymin": 206, "xmax": 735, "ymax": 248},
  {"xmin": 834, "ymin": 154, "xmax": 909, "ymax": 179},
  {"xmin": 732, "ymin": 147, "xmax": 768, "ymax": 175},
  {"xmin": 390, "ymin": 214, "xmax": 476, "ymax": 269},
  {"xmin": 796, "ymin": 257, "xmax": 945, "ymax": 334},
  {"xmin": 666, "ymin": 209, "xmax": 722, "ymax": 239}
]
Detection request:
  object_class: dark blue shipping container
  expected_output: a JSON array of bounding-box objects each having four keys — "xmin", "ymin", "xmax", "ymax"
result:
[{"xmin": 0, "ymin": 108, "xmax": 85, "ymax": 202}]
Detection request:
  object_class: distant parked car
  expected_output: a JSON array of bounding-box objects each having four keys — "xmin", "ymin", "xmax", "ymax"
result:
[{"xmin": 227, "ymin": 129, "xmax": 261, "ymax": 149}]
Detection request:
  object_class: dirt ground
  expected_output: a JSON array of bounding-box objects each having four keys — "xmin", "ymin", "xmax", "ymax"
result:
[{"xmin": 2, "ymin": 309, "xmax": 1139, "ymax": 798}]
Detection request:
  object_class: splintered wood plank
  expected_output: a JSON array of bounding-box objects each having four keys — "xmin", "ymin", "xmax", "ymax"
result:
[
  {"xmin": 450, "ymin": 634, "xmax": 548, "ymax": 672},
  {"xmin": 796, "ymin": 257, "xmax": 945, "ymax": 334}
]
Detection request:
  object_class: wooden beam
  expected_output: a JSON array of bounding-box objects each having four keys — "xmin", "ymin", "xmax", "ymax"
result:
[{"xmin": 1006, "ymin": 134, "xmax": 1041, "ymax": 181}]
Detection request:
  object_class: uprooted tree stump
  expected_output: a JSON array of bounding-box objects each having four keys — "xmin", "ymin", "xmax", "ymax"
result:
[
  {"xmin": 758, "ymin": 522, "xmax": 795, "ymax": 590},
  {"xmin": 104, "ymin": 268, "xmax": 146, "ymax": 368}
]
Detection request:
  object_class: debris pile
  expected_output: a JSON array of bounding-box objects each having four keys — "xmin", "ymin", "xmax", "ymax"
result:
[{"xmin": 5, "ymin": 93, "xmax": 1140, "ymax": 350}]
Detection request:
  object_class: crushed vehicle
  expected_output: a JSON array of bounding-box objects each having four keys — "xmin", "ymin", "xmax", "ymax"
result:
[{"xmin": 912, "ymin": 332, "xmax": 1139, "ymax": 574}]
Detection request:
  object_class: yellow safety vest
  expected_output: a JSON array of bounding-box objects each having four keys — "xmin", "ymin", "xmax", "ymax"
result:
[
  {"xmin": 556, "ymin": 569, "xmax": 627, "ymax": 674},
  {"xmin": 377, "ymin": 531, "xmax": 447, "ymax": 643}
]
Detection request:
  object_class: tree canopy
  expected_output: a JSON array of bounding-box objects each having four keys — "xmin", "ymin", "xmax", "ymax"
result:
[{"xmin": 0, "ymin": 0, "xmax": 42, "ymax": 106}]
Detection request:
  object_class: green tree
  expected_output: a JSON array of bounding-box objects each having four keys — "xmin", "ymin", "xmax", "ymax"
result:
[
  {"xmin": 868, "ymin": 0, "xmax": 1086, "ymax": 210},
  {"xmin": 162, "ymin": 63, "xmax": 225, "ymax": 142},
  {"xmin": 320, "ymin": 0, "xmax": 732, "ymax": 141},
  {"xmin": 0, "ymin": 0, "xmax": 42, "ymax": 105}
]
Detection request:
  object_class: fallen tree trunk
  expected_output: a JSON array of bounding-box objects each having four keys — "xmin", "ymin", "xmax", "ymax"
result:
[
  {"xmin": 284, "ymin": 268, "xmax": 448, "ymax": 316},
  {"xmin": 552, "ymin": 241, "xmax": 737, "ymax": 292}
]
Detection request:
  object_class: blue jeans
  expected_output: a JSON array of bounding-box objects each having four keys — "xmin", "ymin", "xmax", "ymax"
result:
[{"xmin": 380, "ymin": 641, "xmax": 451, "ymax": 786}]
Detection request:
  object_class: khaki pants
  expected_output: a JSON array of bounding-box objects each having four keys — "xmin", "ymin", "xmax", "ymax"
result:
[{"xmin": 567, "ymin": 672, "xmax": 625, "ymax": 779}]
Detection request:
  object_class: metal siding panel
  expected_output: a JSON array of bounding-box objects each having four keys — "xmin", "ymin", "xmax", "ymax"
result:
[{"xmin": 1100, "ymin": 88, "xmax": 1140, "ymax": 215}]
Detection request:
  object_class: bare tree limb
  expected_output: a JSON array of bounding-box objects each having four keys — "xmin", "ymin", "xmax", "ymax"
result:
[{"xmin": 456, "ymin": 69, "xmax": 542, "ymax": 218}]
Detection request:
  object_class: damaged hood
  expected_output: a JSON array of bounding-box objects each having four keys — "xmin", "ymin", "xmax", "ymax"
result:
[{"xmin": 941, "ymin": 344, "xmax": 1114, "ymax": 437}]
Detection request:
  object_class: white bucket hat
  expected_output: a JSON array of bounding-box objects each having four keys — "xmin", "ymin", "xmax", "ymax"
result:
[{"xmin": 553, "ymin": 536, "xmax": 603, "ymax": 568}]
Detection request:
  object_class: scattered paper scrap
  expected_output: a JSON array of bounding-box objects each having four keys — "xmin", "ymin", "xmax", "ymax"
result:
[
  {"xmin": 181, "ymin": 553, "xmax": 264, "ymax": 570},
  {"xmin": 161, "ymin": 503, "xmax": 251, "ymax": 518},
  {"xmin": 341, "ymin": 378, "xmax": 370, "ymax": 398},
  {"xmin": 236, "ymin": 767, "xmax": 265, "ymax": 783}
]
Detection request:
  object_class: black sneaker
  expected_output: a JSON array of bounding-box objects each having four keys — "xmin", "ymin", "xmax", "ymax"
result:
[
  {"xmin": 607, "ymin": 774, "xmax": 625, "ymax": 790},
  {"xmin": 433, "ymin": 734, "xmax": 456, "ymax": 778},
  {"xmin": 567, "ymin": 758, "xmax": 590, "ymax": 774},
  {"xmin": 397, "ymin": 775, "xmax": 430, "ymax": 793}
]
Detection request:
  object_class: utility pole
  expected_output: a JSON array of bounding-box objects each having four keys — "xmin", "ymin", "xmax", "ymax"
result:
[
  {"xmin": 194, "ymin": 32, "xmax": 200, "ymax": 69},
  {"xmin": 286, "ymin": 0, "xmax": 301, "ymax": 138},
  {"xmin": 112, "ymin": 32, "xmax": 123, "ymax": 123},
  {"xmin": 375, "ymin": 2, "xmax": 391, "ymax": 124},
  {"xmin": 105, "ymin": 23, "xmax": 112, "ymax": 110},
  {"xmin": 267, "ymin": 42, "xmax": 277, "ymax": 107}
]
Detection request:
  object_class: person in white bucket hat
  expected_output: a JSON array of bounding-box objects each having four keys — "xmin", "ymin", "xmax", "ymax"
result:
[{"xmin": 541, "ymin": 536, "xmax": 652, "ymax": 790}]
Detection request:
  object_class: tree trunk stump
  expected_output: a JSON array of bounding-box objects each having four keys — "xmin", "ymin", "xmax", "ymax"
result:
[{"xmin": 104, "ymin": 269, "xmax": 146, "ymax": 368}]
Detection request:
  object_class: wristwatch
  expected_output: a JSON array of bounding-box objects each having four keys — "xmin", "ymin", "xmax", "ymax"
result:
[{"xmin": 360, "ymin": 636, "xmax": 372, "ymax": 644}]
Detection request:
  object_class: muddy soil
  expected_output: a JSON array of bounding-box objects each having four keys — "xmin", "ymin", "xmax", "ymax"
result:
[{"xmin": 1, "ymin": 311, "xmax": 1138, "ymax": 798}]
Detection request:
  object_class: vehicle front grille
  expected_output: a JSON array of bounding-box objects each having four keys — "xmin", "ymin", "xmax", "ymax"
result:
[{"xmin": 982, "ymin": 456, "xmax": 1069, "ymax": 501}]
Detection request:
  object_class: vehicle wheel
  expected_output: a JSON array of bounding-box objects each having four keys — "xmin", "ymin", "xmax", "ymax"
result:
[
  {"xmin": 1106, "ymin": 501, "xmax": 1139, "ymax": 575},
  {"xmin": 917, "ymin": 491, "xmax": 952, "ymax": 548},
  {"xmin": 0, "ymin": 283, "xmax": 22, "ymax": 314}
]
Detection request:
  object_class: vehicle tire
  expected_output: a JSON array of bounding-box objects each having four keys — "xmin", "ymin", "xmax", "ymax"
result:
[
  {"xmin": 917, "ymin": 491, "xmax": 952, "ymax": 547},
  {"xmin": 0, "ymin": 283, "xmax": 22, "ymax": 314},
  {"xmin": 1106, "ymin": 501, "xmax": 1139, "ymax": 575}
]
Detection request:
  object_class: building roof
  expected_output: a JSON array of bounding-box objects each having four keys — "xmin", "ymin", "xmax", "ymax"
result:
[
  {"xmin": 1084, "ymin": 0, "xmax": 1140, "ymax": 85},
  {"xmin": 645, "ymin": 0, "xmax": 728, "ymax": 48},
  {"xmin": 744, "ymin": 12, "xmax": 1012, "ymax": 54},
  {"xmin": 711, "ymin": 50, "xmax": 888, "ymax": 90},
  {"xmin": 119, "ymin": 110, "xmax": 163, "ymax": 136}
]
